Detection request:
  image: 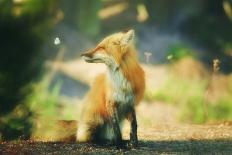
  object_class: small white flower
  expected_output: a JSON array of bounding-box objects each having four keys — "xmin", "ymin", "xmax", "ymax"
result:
[
  {"xmin": 144, "ymin": 52, "xmax": 152, "ymax": 63},
  {"xmin": 213, "ymin": 59, "xmax": 220, "ymax": 71},
  {"xmin": 54, "ymin": 37, "xmax": 61, "ymax": 45}
]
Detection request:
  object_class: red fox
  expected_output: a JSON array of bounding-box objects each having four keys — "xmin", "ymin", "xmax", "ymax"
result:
[{"xmin": 78, "ymin": 29, "xmax": 145, "ymax": 146}]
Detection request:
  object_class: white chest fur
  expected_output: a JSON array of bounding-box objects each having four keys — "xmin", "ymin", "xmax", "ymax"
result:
[{"xmin": 107, "ymin": 68, "xmax": 134, "ymax": 107}]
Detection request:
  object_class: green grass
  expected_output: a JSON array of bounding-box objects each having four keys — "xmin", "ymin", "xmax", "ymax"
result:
[
  {"xmin": 167, "ymin": 44, "xmax": 195, "ymax": 61},
  {"xmin": 25, "ymin": 75, "xmax": 63, "ymax": 138},
  {"xmin": 145, "ymin": 69, "xmax": 232, "ymax": 123}
]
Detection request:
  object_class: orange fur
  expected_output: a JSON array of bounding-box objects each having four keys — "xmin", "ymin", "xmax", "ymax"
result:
[{"xmin": 77, "ymin": 30, "xmax": 145, "ymax": 143}]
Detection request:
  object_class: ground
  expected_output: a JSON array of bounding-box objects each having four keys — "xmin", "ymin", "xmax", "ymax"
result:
[
  {"xmin": 1, "ymin": 140, "xmax": 232, "ymax": 155},
  {"xmin": 2, "ymin": 104, "xmax": 232, "ymax": 154},
  {"xmin": 1, "ymin": 123, "xmax": 232, "ymax": 154}
]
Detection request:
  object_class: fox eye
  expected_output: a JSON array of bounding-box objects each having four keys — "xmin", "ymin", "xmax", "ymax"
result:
[{"xmin": 95, "ymin": 46, "xmax": 105, "ymax": 51}]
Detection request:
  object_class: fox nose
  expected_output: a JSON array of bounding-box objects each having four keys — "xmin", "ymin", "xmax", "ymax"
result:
[
  {"xmin": 80, "ymin": 50, "xmax": 93, "ymax": 58},
  {"xmin": 80, "ymin": 53, "xmax": 86, "ymax": 57}
]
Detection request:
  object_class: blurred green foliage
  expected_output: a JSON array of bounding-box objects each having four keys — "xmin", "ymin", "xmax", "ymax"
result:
[
  {"xmin": 145, "ymin": 66, "xmax": 232, "ymax": 123},
  {"xmin": 76, "ymin": 0, "xmax": 101, "ymax": 36},
  {"xmin": 29, "ymin": 78, "xmax": 61, "ymax": 122},
  {"xmin": 0, "ymin": 0, "xmax": 57, "ymax": 140},
  {"xmin": 60, "ymin": 0, "xmax": 101, "ymax": 36},
  {"xmin": 28, "ymin": 76, "xmax": 61, "ymax": 137},
  {"xmin": 144, "ymin": 0, "xmax": 232, "ymax": 71},
  {"xmin": 182, "ymin": 0, "xmax": 232, "ymax": 72},
  {"xmin": 168, "ymin": 44, "xmax": 195, "ymax": 61}
]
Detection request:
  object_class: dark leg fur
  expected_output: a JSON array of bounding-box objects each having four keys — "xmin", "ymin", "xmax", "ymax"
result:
[
  {"xmin": 111, "ymin": 110, "xmax": 123, "ymax": 146},
  {"xmin": 129, "ymin": 108, "xmax": 138, "ymax": 146},
  {"xmin": 107, "ymin": 102, "xmax": 123, "ymax": 146}
]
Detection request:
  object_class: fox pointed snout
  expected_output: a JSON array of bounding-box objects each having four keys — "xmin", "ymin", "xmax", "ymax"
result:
[
  {"xmin": 81, "ymin": 49, "xmax": 101, "ymax": 63},
  {"xmin": 81, "ymin": 51, "xmax": 93, "ymax": 58}
]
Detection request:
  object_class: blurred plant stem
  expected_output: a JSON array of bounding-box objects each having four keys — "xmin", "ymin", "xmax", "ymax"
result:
[
  {"xmin": 28, "ymin": 47, "xmax": 65, "ymax": 138},
  {"xmin": 46, "ymin": 46, "xmax": 66, "ymax": 83},
  {"xmin": 202, "ymin": 59, "xmax": 221, "ymax": 122}
]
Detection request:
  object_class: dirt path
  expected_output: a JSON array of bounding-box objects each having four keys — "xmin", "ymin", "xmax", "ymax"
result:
[
  {"xmin": 1, "ymin": 139, "xmax": 232, "ymax": 155},
  {"xmin": 1, "ymin": 123, "xmax": 232, "ymax": 155}
]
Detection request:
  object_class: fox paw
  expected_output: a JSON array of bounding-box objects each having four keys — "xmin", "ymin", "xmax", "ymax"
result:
[
  {"xmin": 128, "ymin": 140, "xmax": 138, "ymax": 148},
  {"xmin": 129, "ymin": 133, "xmax": 138, "ymax": 147}
]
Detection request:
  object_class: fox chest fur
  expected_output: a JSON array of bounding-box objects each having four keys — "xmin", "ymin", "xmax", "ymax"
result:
[{"xmin": 106, "ymin": 67, "xmax": 134, "ymax": 118}]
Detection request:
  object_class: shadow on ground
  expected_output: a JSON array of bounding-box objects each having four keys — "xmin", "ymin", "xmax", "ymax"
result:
[{"xmin": 1, "ymin": 139, "xmax": 232, "ymax": 154}]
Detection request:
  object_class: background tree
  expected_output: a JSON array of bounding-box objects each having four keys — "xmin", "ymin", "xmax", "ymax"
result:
[{"xmin": 0, "ymin": 0, "xmax": 57, "ymax": 140}]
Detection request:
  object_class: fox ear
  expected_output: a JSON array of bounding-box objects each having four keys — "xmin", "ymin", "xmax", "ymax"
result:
[{"xmin": 120, "ymin": 29, "xmax": 134, "ymax": 46}]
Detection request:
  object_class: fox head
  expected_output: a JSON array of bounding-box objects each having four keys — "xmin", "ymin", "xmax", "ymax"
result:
[{"xmin": 81, "ymin": 29, "xmax": 135, "ymax": 68}]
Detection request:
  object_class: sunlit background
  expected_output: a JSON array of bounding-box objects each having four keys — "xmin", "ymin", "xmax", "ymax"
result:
[{"xmin": 0, "ymin": 0, "xmax": 232, "ymax": 141}]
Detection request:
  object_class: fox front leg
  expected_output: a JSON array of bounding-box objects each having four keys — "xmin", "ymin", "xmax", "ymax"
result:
[
  {"xmin": 128, "ymin": 108, "xmax": 138, "ymax": 146},
  {"xmin": 111, "ymin": 112, "xmax": 123, "ymax": 145},
  {"xmin": 107, "ymin": 101, "xmax": 123, "ymax": 146}
]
